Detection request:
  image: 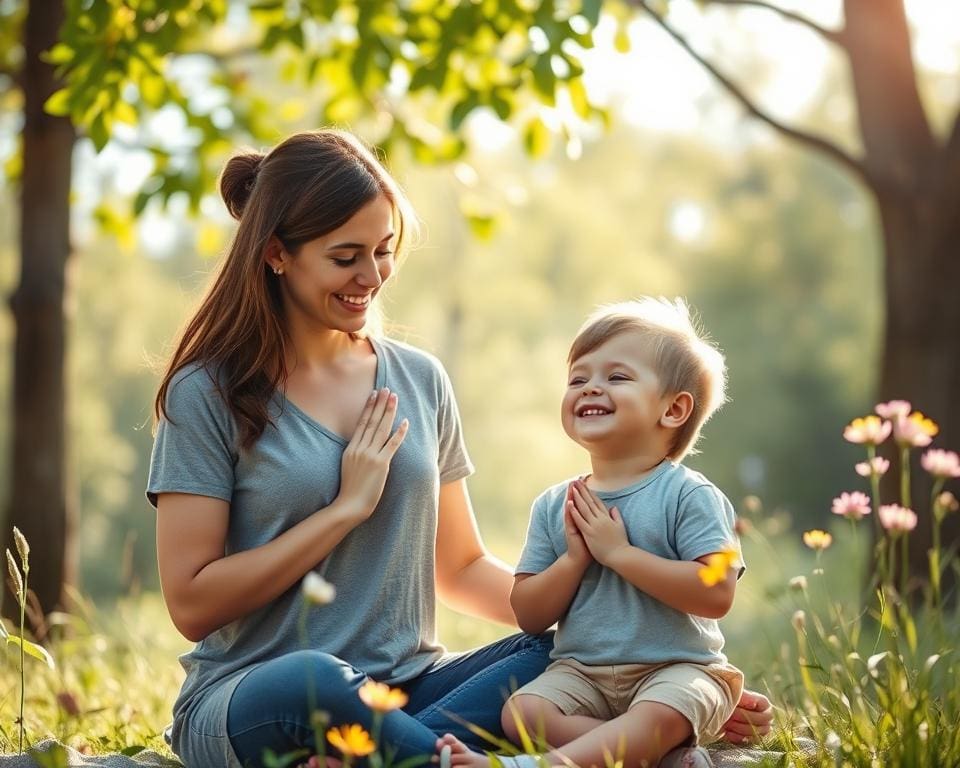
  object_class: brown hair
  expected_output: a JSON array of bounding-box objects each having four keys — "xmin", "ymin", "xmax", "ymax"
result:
[
  {"xmin": 154, "ymin": 129, "xmax": 417, "ymax": 448},
  {"xmin": 568, "ymin": 297, "xmax": 727, "ymax": 460}
]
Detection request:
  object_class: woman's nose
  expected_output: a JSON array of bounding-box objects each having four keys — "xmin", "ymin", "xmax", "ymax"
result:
[{"xmin": 356, "ymin": 256, "xmax": 383, "ymax": 288}]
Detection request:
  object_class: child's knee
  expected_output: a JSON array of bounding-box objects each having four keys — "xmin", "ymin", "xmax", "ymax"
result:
[{"xmin": 501, "ymin": 694, "xmax": 556, "ymax": 742}]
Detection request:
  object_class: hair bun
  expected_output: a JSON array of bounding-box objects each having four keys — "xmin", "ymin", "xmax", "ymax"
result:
[{"xmin": 220, "ymin": 151, "xmax": 264, "ymax": 220}]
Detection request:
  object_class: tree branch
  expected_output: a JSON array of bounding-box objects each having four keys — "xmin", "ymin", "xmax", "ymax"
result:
[
  {"xmin": 634, "ymin": 0, "xmax": 873, "ymax": 189},
  {"xmin": 706, "ymin": 0, "xmax": 847, "ymax": 47}
]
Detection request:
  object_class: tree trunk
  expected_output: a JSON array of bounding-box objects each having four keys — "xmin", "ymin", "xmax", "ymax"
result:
[
  {"xmin": 875, "ymin": 187, "xmax": 960, "ymax": 596},
  {"xmin": 2, "ymin": 0, "xmax": 76, "ymax": 622}
]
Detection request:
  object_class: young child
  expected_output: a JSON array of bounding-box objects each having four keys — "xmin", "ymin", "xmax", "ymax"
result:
[{"xmin": 438, "ymin": 298, "xmax": 744, "ymax": 768}]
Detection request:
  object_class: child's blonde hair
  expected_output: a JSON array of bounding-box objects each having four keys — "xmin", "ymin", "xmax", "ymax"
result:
[{"xmin": 568, "ymin": 297, "xmax": 727, "ymax": 460}]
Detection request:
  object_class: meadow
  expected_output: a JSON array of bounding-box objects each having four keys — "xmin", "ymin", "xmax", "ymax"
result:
[{"xmin": 3, "ymin": 404, "xmax": 958, "ymax": 767}]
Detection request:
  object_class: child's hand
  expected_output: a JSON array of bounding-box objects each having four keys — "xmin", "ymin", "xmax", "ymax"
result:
[
  {"xmin": 563, "ymin": 482, "xmax": 593, "ymax": 567},
  {"xmin": 568, "ymin": 480, "xmax": 629, "ymax": 567}
]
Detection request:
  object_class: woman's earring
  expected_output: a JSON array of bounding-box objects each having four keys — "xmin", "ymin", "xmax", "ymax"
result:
[{"xmin": 273, "ymin": 266, "xmax": 282, "ymax": 275}]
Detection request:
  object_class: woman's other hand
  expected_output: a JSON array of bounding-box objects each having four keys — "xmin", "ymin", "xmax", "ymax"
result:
[
  {"xmin": 336, "ymin": 388, "xmax": 408, "ymax": 520},
  {"xmin": 722, "ymin": 689, "xmax": 774, "ymax": 744}
]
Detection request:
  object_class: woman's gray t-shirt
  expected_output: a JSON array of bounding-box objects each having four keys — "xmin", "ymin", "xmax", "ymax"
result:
[{"xmin": 146, "ymin": 337, "xmax": 473, "ymax": 767}]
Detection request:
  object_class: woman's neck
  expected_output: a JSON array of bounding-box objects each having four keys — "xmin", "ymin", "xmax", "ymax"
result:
[{"xmin": 285, "ymin": 321, "xmax": 364, "ymax": 371}]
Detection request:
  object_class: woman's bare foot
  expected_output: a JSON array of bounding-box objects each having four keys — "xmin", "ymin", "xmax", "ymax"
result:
[{"xmin": 435, "ymin": 734, "xmax": 494, "ymax": 768}]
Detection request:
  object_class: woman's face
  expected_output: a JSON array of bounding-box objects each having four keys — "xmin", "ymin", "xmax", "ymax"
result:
[{"xmin": 276, "ymin": 194, "xmax": 396, "ymax": 334}]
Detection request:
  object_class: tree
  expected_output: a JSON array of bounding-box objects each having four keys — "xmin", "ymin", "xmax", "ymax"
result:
[
  {"xmin": 2, "ymin": 0, "xmax": 76, "ymax": 620},
  {"xmin": 3, "ymin": 0, "xmax": 956, "ymax": 616}
]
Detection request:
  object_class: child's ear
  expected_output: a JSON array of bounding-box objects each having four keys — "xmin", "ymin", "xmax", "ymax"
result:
[{"xmin": 660, "ymin": 392, "xmax": 694, "ymax": 429}]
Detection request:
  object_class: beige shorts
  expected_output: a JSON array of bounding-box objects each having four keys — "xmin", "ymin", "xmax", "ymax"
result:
[{"xmin": 508, "ymin": 658, "xmax": 743, "ymax": 746}]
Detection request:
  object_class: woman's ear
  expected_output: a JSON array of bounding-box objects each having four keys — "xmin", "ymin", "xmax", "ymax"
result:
[
  {"xmin": 661, "ymin": 391, "xmax": 694, "ymax": 429},
  {"xmin": 264, "ymin": 236, "xmax": 287, "ymax": 275}
]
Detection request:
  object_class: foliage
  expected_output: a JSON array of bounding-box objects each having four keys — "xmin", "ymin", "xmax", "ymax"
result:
[
  {"xmin": 0, "ymin": 591, "xmax": 188, "ymax": 755},
  {"xmin": 37, "ymin": 0, "xmax": 612, "ymax": 217}
]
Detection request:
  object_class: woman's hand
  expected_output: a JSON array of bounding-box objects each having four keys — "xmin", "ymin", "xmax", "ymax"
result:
[
  {"xmin": 722, "ymin": 689, "xmax": 774, "ymax": 744},
  {"xmin": 568, "ymin": 480, "xmax": 629, "ymax": 567},
  {"xmin": 563, "ymin": 482, "xmax": 593, "ymax": 568},
  {"xmin": 336, "ymin": 388, "xmax": 408, "ymax": 520}
]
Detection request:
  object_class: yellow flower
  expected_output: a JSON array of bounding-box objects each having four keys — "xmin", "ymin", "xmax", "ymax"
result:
[
  {"xmin": 803, "ymin": 530, "xmax": 833, "ymax": 551},
  {"xmin": 358, "ymin": 680, "xmax": 409, "ymax": 713},
  {"xmin": 697, "ymin": 548, "xmax": 739, "ymax": 587},
  {"xmin": 327, "ymin": 724, "xmax": 376, "ymax": 757}
]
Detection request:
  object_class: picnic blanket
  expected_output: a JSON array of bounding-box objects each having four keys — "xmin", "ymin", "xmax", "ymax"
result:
[{"xmin": 1, "ymin": 738, "xmax": 819, "ymax": 767}]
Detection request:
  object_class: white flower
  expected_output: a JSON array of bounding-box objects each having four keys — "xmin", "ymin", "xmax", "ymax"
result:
[
  {"xmin": 302, "ymin": 572, "xmax": 336, "ymax": 605},
  {"xmin": 788, "ymin": 576, "xmax": 807, "ymax": 591}
]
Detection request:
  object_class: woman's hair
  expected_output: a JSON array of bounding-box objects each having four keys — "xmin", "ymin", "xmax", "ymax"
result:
[
  {"xmin": 155, "ymin": 129, "xmax": 417, "ymax": 449},
  {"xmin": 568, "ymin": 297, "xmax": 727, "ymax": 461}
]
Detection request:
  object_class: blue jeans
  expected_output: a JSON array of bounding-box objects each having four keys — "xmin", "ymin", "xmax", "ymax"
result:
[{"xmin": 227, "ymin": 632, "xmax": 554, "ymax": 768}]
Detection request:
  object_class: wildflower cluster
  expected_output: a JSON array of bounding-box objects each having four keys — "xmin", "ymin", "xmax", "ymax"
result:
[
  {"xmin": 265, "ymin": 575, "xmax": 417, "ymax": 768},
  {"xmin": 776, "ymin": 401, "xmax": 960, "ymax": 765}
]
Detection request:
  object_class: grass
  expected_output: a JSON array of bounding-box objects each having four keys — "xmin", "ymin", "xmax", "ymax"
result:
[{"xmin": 0, "ymin": 589, "xmax": 189, "ymax": 756}]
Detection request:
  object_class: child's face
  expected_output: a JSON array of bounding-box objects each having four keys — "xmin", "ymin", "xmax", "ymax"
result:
[{"xmin": 561, "ymin": 332, "xmax": 670, "ymax": 455}]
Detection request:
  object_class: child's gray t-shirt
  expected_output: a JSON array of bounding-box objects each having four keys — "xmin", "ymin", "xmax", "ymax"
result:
[
  {"xmin": 516, "ymin": 461, "xmax": 742, "ymax": 666},
  {"xmin": 146, "ymin": 337, "xmax": 473, "ymax": 767}
]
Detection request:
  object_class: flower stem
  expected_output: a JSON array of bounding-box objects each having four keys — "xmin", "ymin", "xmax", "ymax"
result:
[
  {"xmin": 299, "ymin": 604, "xmax": 327, "ymax": 767},
  {"xmin": 929, "ymin": 478, "xmax": 946, "ymax": 612},
  {"xmin": 19, "ymin": 566, "xmax": 27, "ymax": 754},
  {"xmin": 899, "ymin": 445, "xmax": 911, "ymax": 509}
]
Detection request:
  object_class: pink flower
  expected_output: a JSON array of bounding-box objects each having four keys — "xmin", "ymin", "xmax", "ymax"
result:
[
  {"xmin": 893, "ymin": 412, "xmax": 939, "ymax": 447},
  {"xmin": 832, "ymin": 491, "xmax": 872, "ymax": 520},
  {"xmin": 875, "ymin": 400, "xmax": 912, "ymax": 420},
  {"xmin": 878, "ymin": 504, "xmax": 918, "ymax": 533},
  {"xmin": 855, "ymin": 457, "xmax": 890, "ymax": 477},
  {"xmin": 843, "ymin": 416, "xmax": 892, "ymax": 445},
  {"xmin": 921, "ymin": 449, "xmax": 960, "ymax": 479}
]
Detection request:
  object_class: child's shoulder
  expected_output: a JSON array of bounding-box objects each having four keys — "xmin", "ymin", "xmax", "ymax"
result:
[
  {"xmin": 530, "ymin": 475, "xmax": 582, "ymax": 511},
  {"xmin": 653, "ymin": 462, "xmax": 728, "ymax": 503}
]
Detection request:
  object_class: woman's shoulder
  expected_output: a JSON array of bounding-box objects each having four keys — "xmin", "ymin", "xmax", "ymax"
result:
[
  {"xmin": 377, "ymin": 336, "xmax": 449, "ymax": 380},
  {"xmin": 164, "ymin": 361, "xmax": 228, "ymax": 414}
]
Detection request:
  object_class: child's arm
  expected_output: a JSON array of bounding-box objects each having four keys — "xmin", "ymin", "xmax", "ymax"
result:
[
  {"xmin": 512, "ymin": 484, "xmax": 593, "ymax": 633},
  {"xmin": 568, "ymin": 480, "xmax": 737, "ymax": 619},
  {"xmin": 511, "ymin": 552, "xmax": 590, "ymax": 633}
]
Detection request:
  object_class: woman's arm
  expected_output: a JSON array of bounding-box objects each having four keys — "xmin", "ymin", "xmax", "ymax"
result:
[
  {"xmin": 157, "ymin": 388, "xmax": 407, "ymax": 642},
  {"xmin": 157, "ymin": 493, "xmax": 365, "ymax": 641},
  {"xmin": 434, "ymin": 479, "xmax": 518, "ymax": 626}
]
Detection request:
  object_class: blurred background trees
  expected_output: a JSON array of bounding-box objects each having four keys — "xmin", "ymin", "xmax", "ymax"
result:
[{"xmin": 0, "ymin": 0, "xmax": 956, "ymax": 616}]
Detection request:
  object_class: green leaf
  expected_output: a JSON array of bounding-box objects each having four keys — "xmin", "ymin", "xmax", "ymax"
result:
[
  {"xmin": 44, "ymin": 88, "xmax": 72, "ymax": 117},
  {"xmin": 522, "ymin": 116, "xmax": 550, "ymax": 158},
  {"xmin": 489, "ymin": 90, "xmax": 513, "ymax": 121},
  {"xmin": 466, "ymin": 212, "xmax": 498, "ymax": 241},
  {"xmin": 88, "ymin": 112, "xmax": 110, "ymax": 152},
  {"xmin": 120, "ymin": 746, "xmax": 146, "ymax": 757},
  {"xmin": 532, "ymin": 55, "xmax": 555, "ymax": 104},
  {"xmin": 450, "ymin": 92, "xmax": 480, "ymax": 131},
  {"xmin": 6, "ymin": 634, "xmax": 56, "ymax": 668},
  {"xmin": 581, "ymin": 0, "xmax": 602, "ymax": 26},
  {"xmin": 43, "ymin": 43, "xmax": 75, "ymax": 65}
]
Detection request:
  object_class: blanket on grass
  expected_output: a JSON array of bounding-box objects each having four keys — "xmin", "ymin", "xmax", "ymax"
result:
[{"xmin": 1, "ymin": 738, "xmax": 819, "ymax": 768}]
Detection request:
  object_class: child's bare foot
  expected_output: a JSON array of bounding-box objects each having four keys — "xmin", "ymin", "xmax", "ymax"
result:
[{"xmin": 435, "ymin": 734, "xmax": 492, "ymax": 768}]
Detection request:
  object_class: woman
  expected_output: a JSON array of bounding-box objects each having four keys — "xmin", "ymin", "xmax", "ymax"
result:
[{"xmin": 148, "ymin": 129, "xmax": 771, "ymax": 768}]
